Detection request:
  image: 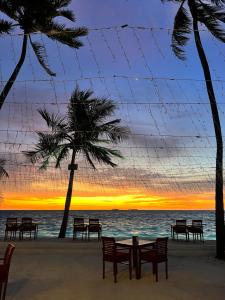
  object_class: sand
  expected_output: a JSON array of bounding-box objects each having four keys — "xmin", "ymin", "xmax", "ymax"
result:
[{"xmin": 1, "ymin": 239, "xmax": 225, "ymax": 300}]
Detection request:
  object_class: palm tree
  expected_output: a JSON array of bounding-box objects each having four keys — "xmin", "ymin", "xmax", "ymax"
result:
[
  {"xmin": 162, "ymin": 0, "xmax": 225, "ymax": 258},
  {"xmin": 24, "ymin": 86, "xmax": 128, "ymax": 238},
  {"xmin": 0, "ymin": 158, "xmax": 8, "ymax": 178},
  {"xmin": 0, "ymin": 0, "xmax": 88, "ymax": 110}
]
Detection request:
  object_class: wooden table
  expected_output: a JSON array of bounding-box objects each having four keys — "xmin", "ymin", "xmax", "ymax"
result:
[{"xmin": 116, "ymin": 238, "xmax": 155, "ymax": 279}]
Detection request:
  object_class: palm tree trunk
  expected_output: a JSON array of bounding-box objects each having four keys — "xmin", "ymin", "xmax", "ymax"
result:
[
  {"xmin": 58, "ymin": 149, "xmax": 76, "ymax": 238},
  {"xmin": 0, "ymin": 34, "xmax": 28, "ymax": 110},
  {"xmin": 189, "ymin": 1, "xmax": 225, "ymax": 259}
]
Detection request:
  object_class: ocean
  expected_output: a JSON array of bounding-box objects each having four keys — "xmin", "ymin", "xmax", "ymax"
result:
[{"xmin": 0, "ymin": 210, "xmax": 217, "ymax": 240}]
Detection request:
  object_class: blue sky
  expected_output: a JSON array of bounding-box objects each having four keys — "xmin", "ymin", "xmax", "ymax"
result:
[{"xmin": 0, "ymin": 0, "xmax": 225, "ymax": 209}]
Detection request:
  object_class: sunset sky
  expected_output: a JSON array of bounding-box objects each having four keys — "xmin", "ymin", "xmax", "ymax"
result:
[{"xmin": 1, "ymin": 0, "xmax": 225, "ymax": 210}]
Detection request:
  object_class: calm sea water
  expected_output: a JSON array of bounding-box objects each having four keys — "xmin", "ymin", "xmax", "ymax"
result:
[{"xmin": 0, "ymin": 210, "xmax": 217, "ymax": 240}]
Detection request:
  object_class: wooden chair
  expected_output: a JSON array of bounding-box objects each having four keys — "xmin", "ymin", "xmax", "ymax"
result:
[
  {"xmin": 138, "ymin": 237, "xmax": 168, "ymax": 282},
  {"xmin": 4, "ymin": 218, "xmax": 18, "ymax": 240},
  {"xmin": 172, "ymin": 220, "xmax": 188, "ymax": 240},
  {"xmin": 0, "ymin": 243, "xmax": 15, "ymax": 300},
  {"xmin": 73, "ymin": 218, "xmax": 87, "ymax": 240},
  {"xmin": 187, "ymin": 220, "xmax": 204, "ymax": 242},
  {"xmin": 88, "ymin": 219, "xmax": 102, "ymax": 240},
  {"xmin": 102, "ymin": 237, "xmax": 132, "ymax": 283},
  {"xmin": 19, "ymin": 218, "xmax": 38, "ymax": 240}
]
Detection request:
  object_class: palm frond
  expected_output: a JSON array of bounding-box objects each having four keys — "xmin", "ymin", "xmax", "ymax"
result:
[
  {"xmin": 54, "ymin": 0, "xmax": 72, "ymax": 9},
  {"xmin": 38, "ymin": 109, "xmax": 66, "ymax": 131},
  {"xmin": 23, "ymin": 150, "xmax": 41, "ymax": 164},
  {"xmin": 0, "ymin": 158, "xmax": 9, "ymax": 178},
  {"xmin": 24, "ymin": 133, "xmax": 63, "ymax": 169},
  {"xmin": 83, "ymin": 151, "xmax": 96, "ymax": 169},
  {"xmin": 57, "ymin": 9, "xmax": 75, "ymax": 21},
  {"xmin": 29, "ymin": 38, "xmax": 56, "ymax": 76},
  {"xmin": 210, "ymin": 0, "xmax": 225, "ymax": 6},
  {"xmin": 172, "ymin": 4, "xmax": 192, "ymax": 60},
  {"xmin": 0, "ymin": 19, "xmax": 13, "ymax": 34},
  {"xmin": 0, "ymin": 0, "xmax": 18, "ymax": 20},
  {"xmin": 196, "ymin": 2, "xmax": 225, "ymax": 42},
  {"xmin": 96, "ymin": 121, "xmax": 129, "ymax": 143},
  {"xmin": 46, "ymin": 22, "xmax": 88, "ymax": 48},
  {"xmin": 55, "ymin": 145, "xmax": 70, "ymax": 168},
  {"xmin": 88, "ymin": 98, "xmax": 117, "ymax": 123},
  {"xmin": 68, "ymin": 87, "xmax": 93, "ymax": 129},
  {"xmin": 83, "ymin": 143, "xmax": 123, "ymax": 168}
]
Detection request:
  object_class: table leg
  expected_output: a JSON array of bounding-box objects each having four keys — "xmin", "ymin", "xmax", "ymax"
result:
[{"xmin": 133, "ymin": 246, "xmax": 141, "ymax": 279}]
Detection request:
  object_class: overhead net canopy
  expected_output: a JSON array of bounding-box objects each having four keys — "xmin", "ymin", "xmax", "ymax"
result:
[{"xmin": 0, "ymin": 25, "xmax": 225, "ymax": 209}]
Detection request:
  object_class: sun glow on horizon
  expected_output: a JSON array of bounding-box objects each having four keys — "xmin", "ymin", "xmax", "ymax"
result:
[{"xmin": 1, "ymin": 183, "xmax": 215, "ymax": 210}]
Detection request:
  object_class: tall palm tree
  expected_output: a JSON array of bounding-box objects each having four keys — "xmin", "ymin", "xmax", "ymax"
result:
[
  {"xmin": 162, "ymin": 0, "xmax": 225, "ymax": 258},
  {"xmin": 0, "ymin": 158, "xmax": 8, "ymax": 178},
  {"xmin": 0, "ymin": 0, "xmax": 88, "ymax": 110},
  {"xmin": 24, "ymin": 86, "xmax": 128, "ymax": 238}
]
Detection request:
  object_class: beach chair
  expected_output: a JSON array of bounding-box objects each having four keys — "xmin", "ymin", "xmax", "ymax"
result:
[
  {"xmin": 187, "ymin": 220, "xmax": 204, "ymax": 242},
  {"xmin": 138, "ymin": 237, "xmax": 168, "ymax": 282},
  {"xmin": 88, "ymin": 219, "xmax": 102, "ymax": 240},
  {"xmin": 102, "ymin": 237, "xmax": 132, "ymax": 283},
  {"xmin": 171, "ymin": 220, "xmax": 188, "ymax": 240},
  {"xmin": 19, "ymin": 217, "xmax": 38, "ymax": 240},
  {"xmin": 4, "ymin": 218, "xmax": 18, "ymax": 240},
  {"xmin": 0, "ymin": 243, "xmax": 15, "ymax": 300},
  {"xmin": 73, "ymin": 218, "xmax": 87, "ymax": 240}
]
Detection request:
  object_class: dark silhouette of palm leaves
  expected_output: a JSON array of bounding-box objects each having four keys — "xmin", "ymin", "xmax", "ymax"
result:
[
  {"xmin": 0, "ymin": 158, "xmax": 8, "ymax": 178},
  {"xmin": 162, "ymin": 0, "xmax": 225, "ymax": 60},
  {"xmin": 24, "ymin": 86, "xmax": 128, "ymax": 170},
  {"xmin": 0, "ymin": 0, "xmax": 88, "ymax": 109}
]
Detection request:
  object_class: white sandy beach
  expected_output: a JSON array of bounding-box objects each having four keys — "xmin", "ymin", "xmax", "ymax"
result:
[{"xmin": 1, "ymin": 239, "xmax": 225, "ymax": 300}]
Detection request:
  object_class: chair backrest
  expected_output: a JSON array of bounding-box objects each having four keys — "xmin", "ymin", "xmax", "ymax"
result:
[
  {"xmin": 102, "ymin": 237, "xmax": 115, "ymax": 258},
  {"xmin": 6, "ymin": 218, "xmax": 17, "ymax": 225},
  {"xmin": 176, "ymin": 220, "xmax": 186, "ymax": 226},
  {"xmin": 192, "ymin": 220, "xmax": 202, "ymax": 227},
  {"xmin": 74, "ymin": 218, "xmax": 85, "ymax": 226},
  {"xmin": 155, "ymin": 238, "xmax": 168, "ymax": 258},
  {"xmin": 89, "ymin": 218, "xmax": 100, "ymax": 225},
  {"xmin": 22, "ymin": 217, "xmax": 32, "ymax": 224},
  {"xmin": 4, "ymin": 244, "xmax": 15, "ymax": 269}
]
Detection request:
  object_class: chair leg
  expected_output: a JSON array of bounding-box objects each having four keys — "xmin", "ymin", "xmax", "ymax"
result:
[
  {"xmin": 129, "ymin": 257, "xmax": 132, "ymax": 280},
  {"xmin": 113, "ymin": 262, "xmax": 117, "ymax": 283},
  {"xmin": 152, "ymin": 263, "xmax": 156, "ymax": 274},
  {"xmin": 2, "ymin": 281, "xmax": 7, "ymax": 300},
  {"xmin": 165, "ymin": 260, "xmax": 168, "ymax": 279},
  {"xmin": 0, "ymin": 283, "xmax": 2, "ymax": 300},
  {"xmin": 103, "ymin": 260, "xmax": 105, "ymax": 279},
  {"xmin": 155, "ymin": 263, "xmax": 158, "ymax": 282},
  {"xmin": 138, "ymin": 256, "xmax": 142, "ymax": 278}
]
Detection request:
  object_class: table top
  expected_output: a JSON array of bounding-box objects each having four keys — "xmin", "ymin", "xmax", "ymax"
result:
[{"xmin": 116, "ymin": 239, "xmax": 155, "ymax": 247}]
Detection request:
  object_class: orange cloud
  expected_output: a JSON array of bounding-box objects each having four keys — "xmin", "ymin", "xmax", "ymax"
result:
[{"xmin": 1, "ymin": 181, "xmax": 215, "ymax": 210}]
